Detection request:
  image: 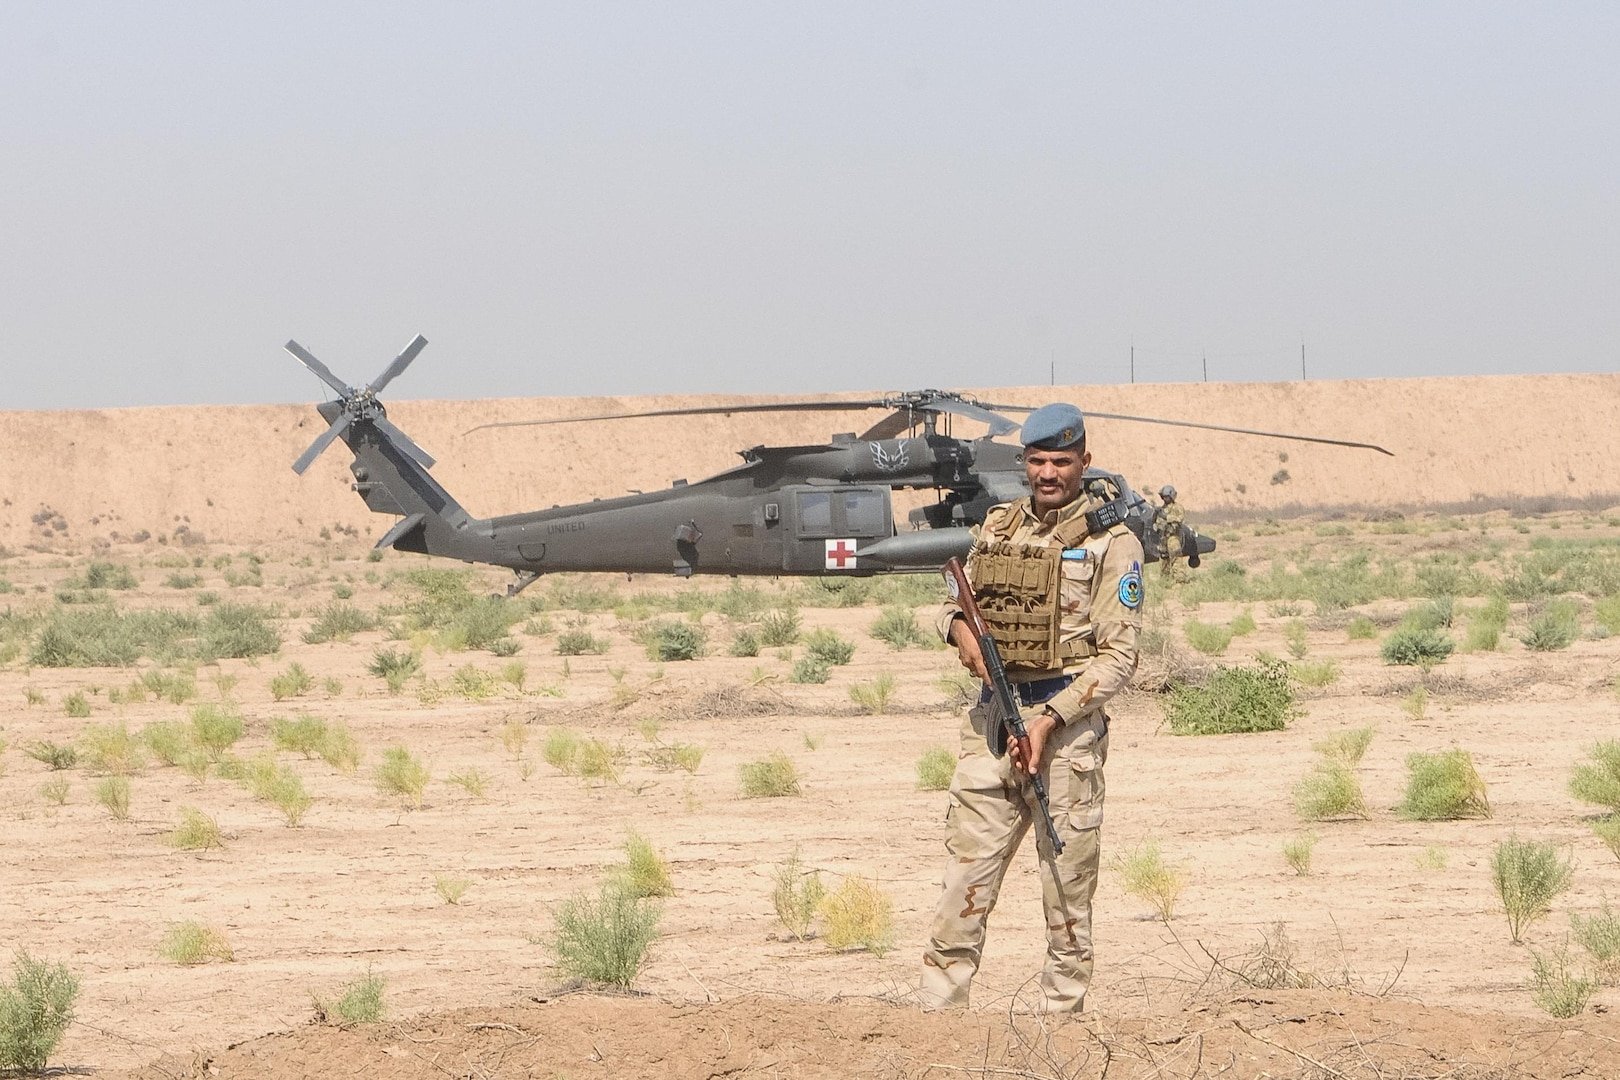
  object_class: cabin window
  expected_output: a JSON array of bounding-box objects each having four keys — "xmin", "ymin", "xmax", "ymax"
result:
[
  {"xmin": 843, "ymin": 490, "xmax": 887, "ymax": 534},
  {"xmin": 796, "ymin": 492, "xmax": 833, "ymax": 536}
]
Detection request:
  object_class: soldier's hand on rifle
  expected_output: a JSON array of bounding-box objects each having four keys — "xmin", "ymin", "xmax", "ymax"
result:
[
  {"xmin": 947, "ymin": 617, "xmax": 991, "ymax": 683},
  {"xmin": 1009, "ymin": 707, "xmax": 1060, "ymax": 776}
]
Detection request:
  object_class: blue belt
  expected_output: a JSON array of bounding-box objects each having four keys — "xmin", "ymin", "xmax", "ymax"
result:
[{"xmin": 978, "ymin": 675, "xmax": 1073, "ymax": 708}]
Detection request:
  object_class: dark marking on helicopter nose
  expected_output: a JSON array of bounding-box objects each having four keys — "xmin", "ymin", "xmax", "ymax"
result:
[{"xmin": 546, "ymin": 521, "xmax": 585, "ymax": 534}]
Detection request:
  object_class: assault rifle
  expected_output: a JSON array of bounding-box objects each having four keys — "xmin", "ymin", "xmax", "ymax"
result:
[{"xmin": 942, "ymin": 556, "xmax": 1065, "ymax": 855}]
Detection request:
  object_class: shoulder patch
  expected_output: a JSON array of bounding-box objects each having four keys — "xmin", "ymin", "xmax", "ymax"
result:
[
  {"xmin": 1061, "ymin": 548, "xmax": 1089, "ymax": 561},
  {"xmin": 1118, "ymin": 561, "xmax": 1143, "ymax": 610}
]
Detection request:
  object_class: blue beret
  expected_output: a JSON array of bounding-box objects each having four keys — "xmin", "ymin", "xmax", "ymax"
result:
[{"xmin": 1020, "ymin": 403, "xmax": 1086, "ymax": 450}]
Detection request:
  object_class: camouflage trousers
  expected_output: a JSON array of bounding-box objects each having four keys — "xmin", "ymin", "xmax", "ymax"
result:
[{"xmin": 919, "ymin": 703, "xmax": 1108, "ymax": 1013}]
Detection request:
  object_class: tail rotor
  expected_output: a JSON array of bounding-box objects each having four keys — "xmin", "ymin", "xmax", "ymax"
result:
[{"xmin": 288, "ymin": 334, "xmax": 437, "ymax": 474}]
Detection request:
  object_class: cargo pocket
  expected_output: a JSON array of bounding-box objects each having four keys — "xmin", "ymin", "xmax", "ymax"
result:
[{"xmin": 1065, "ymin": 745, "xmax": 1104, "ymax": 831}]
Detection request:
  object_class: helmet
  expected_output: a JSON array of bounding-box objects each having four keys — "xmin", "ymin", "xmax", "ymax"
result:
[{"xmin": 1159, "ymin": 485, "xmax": 1176, "ymax": 501}]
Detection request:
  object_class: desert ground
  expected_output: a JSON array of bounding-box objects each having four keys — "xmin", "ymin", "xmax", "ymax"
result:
[{"xmin": 4, "ymin": 379, "xmax": 1620, "ymax": 1078}]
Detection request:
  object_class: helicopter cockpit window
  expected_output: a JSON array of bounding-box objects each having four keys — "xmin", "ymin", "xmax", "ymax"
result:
[
  {"xmin": 796, "ymin": 492, "xmax": 833, "ymax": 536},
  {"xmin": 843, "ymin": 490, "xmax": 887, "ymax": 535}
]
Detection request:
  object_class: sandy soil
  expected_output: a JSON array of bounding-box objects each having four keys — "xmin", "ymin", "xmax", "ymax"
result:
[
  {"xmin": 3, "ymin": 506, "xmax": 1620, "ymax": 1077},
  {"xmin": 3, "ymin": 372, "xmax": 1619, "ymax": 551}
]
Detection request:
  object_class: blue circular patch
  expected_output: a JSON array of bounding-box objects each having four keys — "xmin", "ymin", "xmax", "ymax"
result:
[{"xmin": 1119, "ymin": 570, "xmax": 1143, "ymax": 610}]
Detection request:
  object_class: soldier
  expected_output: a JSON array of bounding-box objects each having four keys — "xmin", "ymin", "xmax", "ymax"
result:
[
  {"xmin": 920, "ymin": 402, "xmax": 1143, "ymax": 1013},
  {"xmin": 1153, "ymin": 485, "xmax": 1185, "ymax": 579}
]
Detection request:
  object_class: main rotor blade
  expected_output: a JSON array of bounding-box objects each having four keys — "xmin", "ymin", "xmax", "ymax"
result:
[
  {"xmin": 1074, "ymin": 410, "xmax": 1394, "ymax": 456},
  {"xmin": 285, "ymin": 340, "xmax": 354, "ymax": 398},
  {"xmin": 858, "ymin": 410, "xmax": 917, "ymax": 441},
  {"xmin": 291, "ymin": 413, "xmax": 351, "ymax": 475},
  {"xmin": 367, "ymin": 334, "xmax": 428, "ymax": 395},
  {"xmin": 462, "ymin": 400, "xmax": 893, "ymax": 435},
  {"xmin": 373, "ymin": 415, "xmax": 438, "ymax": 469},
  {"xmin": 928, "ymin": 398, "xmax": 1020, "ymax": 437}
]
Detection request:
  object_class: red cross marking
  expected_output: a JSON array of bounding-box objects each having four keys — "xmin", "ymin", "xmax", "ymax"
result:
[{"xmin": 826, "ymin": 539, "xmax": 856, "ymax": 569}]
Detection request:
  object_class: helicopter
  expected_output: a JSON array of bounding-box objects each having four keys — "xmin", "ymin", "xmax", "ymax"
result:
[{"xmin": 286, "ymin": 335, "xmax": 1393, "ymax": 595}]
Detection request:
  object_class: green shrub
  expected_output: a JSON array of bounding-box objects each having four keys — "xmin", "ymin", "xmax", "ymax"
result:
[
  {"xmin": 641, "ymin": 618, "xmax": 707, "ymax": 661},
  {"xmin": 1229, "ymin": 609, "xmax": 1257, "ymax": 637},
  {"xmin": 1399, "ymin": 750, "xmax": 1490, "ymax": 820},
  {"xmin": 241, "ymin": 756, "xmax": 313, "ymax": 826},
  {"xmin": 576, "ymin": 739, "xmax": 620, "ymax": 782},
  {"xmin": 62, "ymin": 691, "xmax": 91, "ymax": 718},
  {"xmin": 1466, "ymin": 595, "xmax": 1510, "ymax": 651},
  {"xmin": 1291, "ymin": 659, "xmax": 1339, "ymax": 687},
  {"xmin": 433, "ymin": 875, "xmax": 471, "ymax": 905},
  {"xmin": 848, "ymin": 672, "xmax": 897, "ymax": 715},
  {"xmin": 1111, "ymin": 839, "xmax": 1185, "ymax": 922},
  {"xmin": 1595, "ymin": 596, "xmax": 1620, "ymax": 636},
  {"xmin": 1182, "ymin": 620, "xmax": 1232, "ymax": 656},
  {"xmin": 374, "ymin": 746, "xmax": 430, "ymax": 808},
  {"xmin": 739, "ymin": 751, "xmax": 801, "ymax": 797},
  {"xmin": 543, "ymin": 729, "xmax": 581, "ymax": 773},
  {"xmin": 550, "ymin": 884, "xmax": 662, "ymax": 989},
  {"xmin": 30, "ymin": 605, "xmax": 200, "ymax": 667},
  {"xmin": 270, "ymin": 716, "xmax": 329, "ymax": 758},
  {"xmin": 555, "ymin": 625, "xmax": 609, "ymax": 656},
  {"xmin": 196, "ymin": 602, "xmax": 281, "ymax": 661},
  {"xmin": 758, "ymin": 609, "xmax": 802, "ymax": 647},
  {"xmin": 330, "ymin": 970, "xmax": 385, "ymax": 1024},
  {"xmin": 870, "ymin": 606, "xmax": 929, "ymax": 649},
  {"xmin": 40, "ymin": 778, "xmax": 69, "ymax": 806},
  {"xmin": 398, "ymin": 568, "xmax": 521, "ymax": 651},
  {"xmin": 302, "ymin": 602, "xmax": 378, "ymax": 644},
  {"xmin": 772, "ymin": 849, "xmax": 826, "ymax": 941},
  {"xmin": 1283, "ymin": 619, "xmax": 1309, "ymax": 659},
  {"xmin": 81, "ymin": 721, "xmax": 145, "ymax": 774},
  {"xmin": 24, "ymin": 741, "xmax": 77, "ymax": 771},
  {"xmin": 1570, "ymin": 741, "xmax": 1620, "ymax": 813},
  {"xmin": 1381, "ymin": 627, "xmax": 1454, "ymax": 667},
  {"xmin": 916, "ymin": 746, "xmax": 956, "ymax": 791},
  {"xmin": 270, "ymin": 662, "xmax": 315, "ymax": 701},
  {"xmin": 1282, "ymin": 833, "xmax": 1318, "ymax": 875},
  {"xmin": 613, "ymin": 831, "xmax": 675, "ymax": 898},
  {"xmin": 319, "ymin": 722, "xmax": 362, "ymax": 774},
  {"xmin": 1163, "ymin": 658, "xmax": 1298, "ymax": 735},
  {"xmin": 1404, "ymin": 597, "xmax": 1454, "ymax": 631},
  {"xmin": 804, "ymin": 628, "xmax": 855, "ymax": 666},
  {"xmin": 1522, "ymin": 599, "xmax": 1580, "ymax": 651},
  {"xmin": 170, "ymin": 806, "xmax": 224, "ymax": 851},
  {"xmin": 1294, "ymin": 761, "xmax": 1367, "ymax": 820},
  {"xmin": 1492, "ymin": 836, "xmax": 1574, "ymax": 943},
  {"xmin": 816, "ymin": 875, "xmax": 894, "ymax": 956},
  {"xmin": 1571, "ymin": 899, "xmax": 1620, "ymax": 977},
  {"xmin": 1345, "ymin": 616, "xmax": 1378, "ymax": 641},
  {"xmin": 790, "ymin": 656, "xmax": 832, "ymax": 684},
  {"xmin": 1531, "ymin": 942, "xmax": 1597, "ymax": 1018},
  {"xmin": 0, "ymin": 950, "xmax": 80, "ymax": 1073},
  {"xmin": 191, "ymin": 704, "xmax": 244, "ymax": 758},
  {"xmin": 727, "ymin": 628, "xmax": 761, "ymax": 657},
  {"xmin": 367, "ymin": 647, "xmax": 421, "ymax": 693},
  {"xmin": 1314, "ymin": 726, "xmax": 1375, "ymax": 765},
  {"xmin": 94, "ymin": 775, "xmax": 131, "ymax": 820}
]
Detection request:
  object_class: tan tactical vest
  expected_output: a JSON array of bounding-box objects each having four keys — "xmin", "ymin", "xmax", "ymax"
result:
[{"xmin": 971, "ymin": 502, "xmax": 1103, "ymax": 673}]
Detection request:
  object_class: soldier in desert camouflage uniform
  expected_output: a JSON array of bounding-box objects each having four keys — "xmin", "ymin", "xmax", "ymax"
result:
[
  {"xmin": 1153, "ymin": 485, "xmax": 1185, "ymax": 579},
  {"xmin": 920, "ymin": 403, "xmax": 1143, "ymax": 1013}
]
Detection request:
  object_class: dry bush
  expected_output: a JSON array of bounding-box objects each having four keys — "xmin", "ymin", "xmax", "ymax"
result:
[
  {"xmin": 1111, "ymin": 839, "xmax": 1185, "ymax": 922},
  {"xmin": 739, "ymin": 751, "xmax": 801, "ymax": 798},
  {"xmin": 816, "ymin": 875, "xmax": 894, "ymax": 956},
  {"xmin": 1181, "ymin": 620, "xmax": 1232, "ymax": 656},
  {"xmin": 94, "ymin": 776, "xmax": 131, "ymax": 820},
  {"xmin": 447, "ymin": 768, "xmax": 489, "ymax": 798},
  {"xmin": 318, "ymin": 721, "xmax": 362, "ymax": 774},
  {"xmin": 159, "ymin": 921, "xmax": 234, "ymax": 965},
  {"xmin": 433, "ymin": 875, "xmax": 472, "ymax": 905},
  {"xmin": 39, "ymin": 778, "xmax": 69, "ymax": 806},
  {"xmin": 315, "ymin": 969, "xmax": 385, "ymax": 1025},
  {"xmin": 1313, "ymin": 725, "xmax": 1375, "ymax": 765},
  {"xmin": 1399, "ymin": 749, "xmax": 1491, "ymax": 820},
  {"xmin": 24, "ymin": 741, "xmax": 76, "ymax": 771},
  {"xmin": 915, "ymin": 746, "xmax": 956, "ymax": 791},
  {"xmin": 1569, "ymin": 740, "xmax": 1620, "ymax": 813},
  {"xmin": 848, "ymin": 672, "xmax": 897, "ymax": 714},
  {"xmin": 80, "ymin": 721, "xmax": 145, "ymax": 775},
  {"xmin": 1282, "ymin": 834, "xmax": 1318, "ymax": 876},
  {"xmin": 685, "ymin": 684, "xmax": 787, "ymax": 719},
  {"xmin": 269, "ymin": 662, "xmax": 315, "ymax": 701},
  {"xmin": 190, "ymin": 704, "xmax": 244, "ymax": 759},
  {"xmin": 612, "ymin": 830, "xmax": 674, "ymax": 898},
  {"xmin": 543, "ymin": 728, "xmax": 581, "ymax": 773},
  {"xmin": 1571, "ymin": 900, "xmax": 1620, "ymax": 980},
  {"xmin": 269, "ymin": 716, "xmax": 328, "ymax": 758},
  {"xmin": 374, "ymin": 746, "xmax": 430, "ymax": 808},
  {"xmin": 169, "ymin": 806, "xmax": 224, "ymax": 852},
  {"xmin": 1531, "ymin": 941, "xmax": 1597, "ymax": 1018}
]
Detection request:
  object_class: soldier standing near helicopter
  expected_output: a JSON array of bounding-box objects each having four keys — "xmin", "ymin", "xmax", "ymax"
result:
[
  {"xmin": 919, "ymin": 403, "xmax": 1143, "ymax": 1013},
  {"xmin": 1153, "ymin": 485, "xmax": 1186, "ymax": 579}
]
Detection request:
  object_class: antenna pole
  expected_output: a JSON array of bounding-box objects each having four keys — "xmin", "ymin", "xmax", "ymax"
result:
[
  {"xmin": 1202, "ymin": 352, "xmax": 1208, "ymax": 383},
  {"xmin": 1130, "ymin": 339, "xmax": 1135, "ymax": 385},
  {"xmin": 1301, "ymin": 339, "xmax": 1307, "ymax": 381}
]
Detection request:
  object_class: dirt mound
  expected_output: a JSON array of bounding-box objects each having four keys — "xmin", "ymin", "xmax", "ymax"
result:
[
  {"xmin": 116, "ymin": 990, "xmax": 1620, "ymax": 1079},
  {"xmin": 4, "ymin": 372, "xmax": 1618, "ymax": 549}
]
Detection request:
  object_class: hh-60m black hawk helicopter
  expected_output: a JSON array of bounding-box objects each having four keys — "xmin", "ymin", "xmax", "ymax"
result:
[{"xmin": 286, "ymin": 335, "xmax": 1392, "ymax": 594}]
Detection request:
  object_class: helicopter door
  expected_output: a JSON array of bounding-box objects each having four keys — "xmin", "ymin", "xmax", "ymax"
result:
[{"xmin": 782, "ymin": 485, "xmax": 893, "ymax": 574}]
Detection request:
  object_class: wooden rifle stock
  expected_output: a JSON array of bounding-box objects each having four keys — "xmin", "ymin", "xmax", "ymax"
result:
[{"xmin": 942, "ymin": 556, "xmax": 1065, "ymax": 855}]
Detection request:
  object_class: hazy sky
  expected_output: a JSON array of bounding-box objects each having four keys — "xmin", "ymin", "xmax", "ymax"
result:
[{"xmin": 3, "ymin": 2, "xmax": 1616, "ymax": 410}]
